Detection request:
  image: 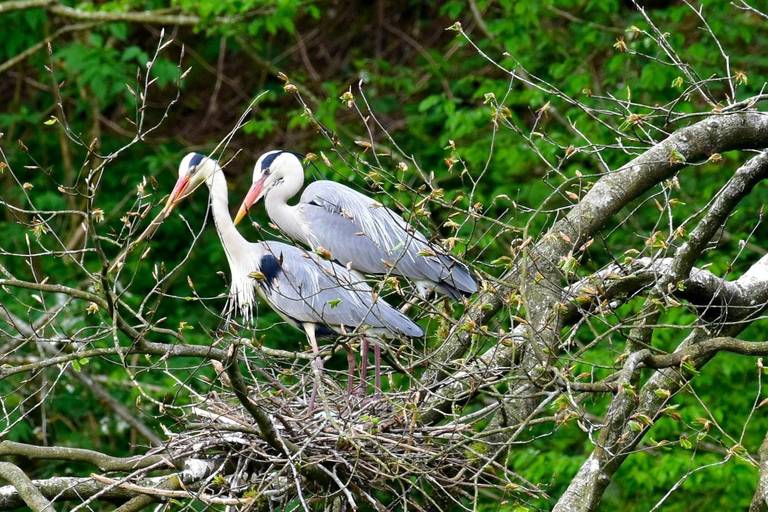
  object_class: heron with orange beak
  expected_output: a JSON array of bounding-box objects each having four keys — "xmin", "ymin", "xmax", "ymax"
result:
[
  {"xmin": 235, "ymin": 150, "xmax": 476, "ymax": 397},
  {"xmin": 234, "ymin": 150, "xmax": 477, "ymax": 299}
]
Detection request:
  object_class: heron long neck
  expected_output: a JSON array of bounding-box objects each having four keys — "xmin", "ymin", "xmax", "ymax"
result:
[
  {"xmin": 207, "ymin": 170, "xmax": 261, "ymax": 323},
  {"xmin": 208, "ymin": 172, "xmax": 247, "ymax": 250},
  {"xmin": 264, "ymin": 169, "xmax": 308, "ymax": 243},
  {"xmin": 208, "ymin": 170, "xmax": 264, "ymax": 273}
]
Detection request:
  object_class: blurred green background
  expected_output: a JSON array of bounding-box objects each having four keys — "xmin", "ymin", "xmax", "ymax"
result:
[{"xmin": 2, "ymin": 0, "xmax": 768, "ymax": 509}]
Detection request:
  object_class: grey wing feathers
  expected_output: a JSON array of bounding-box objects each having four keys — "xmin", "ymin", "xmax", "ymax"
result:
[
  {"xmin": 258, "ymin": 241, "xmax": 423, "ymax": 338},
  {"xmin": 299, "ymin": 181, "xmax": 477, "ymax": 297}
]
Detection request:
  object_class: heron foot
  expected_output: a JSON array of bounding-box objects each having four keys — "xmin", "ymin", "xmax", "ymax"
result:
[
  {"xmin": 352, "ymin": 384, "xmax": 368, "ymax": 398},
  {"xmin": 358, "ymin": 392, "xmax": 385, "ymax": 412}
]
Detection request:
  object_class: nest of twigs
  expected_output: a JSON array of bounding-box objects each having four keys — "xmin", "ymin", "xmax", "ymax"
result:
[{"xmin": 162, "ymin": 370, "xmax": 543, "ymax": 511}]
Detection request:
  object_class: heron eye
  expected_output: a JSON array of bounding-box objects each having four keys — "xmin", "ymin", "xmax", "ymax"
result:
[{"xmin": 263, "ymin": 168, "xmax": 271, "ymax": 176}]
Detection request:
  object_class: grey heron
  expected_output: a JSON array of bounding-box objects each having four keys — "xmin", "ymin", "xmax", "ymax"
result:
[
  {"xmin": 162, "ymin": 153, "xmax": 424, "ymax": 409},
  {"xmin": 233, "ymin": 150, "xmax": 478, "ymax": 300}
]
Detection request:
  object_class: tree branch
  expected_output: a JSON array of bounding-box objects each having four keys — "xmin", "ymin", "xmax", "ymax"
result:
[
  {"xmin": 750, "ymin": 428, "xmax": 768, "ymax": 512},
  {"xmin": 47, "ymin": 4, "xmax": 235, "ymax": 26},
  {"xmin": 0, "ymin": 442, "xmax": 172, "ymax": 472},
  {"xmin": 0, "ymin": 0, "xmax": 53, "ymax": 14},
  {"xmin": 0, "ymin": 475, "xmax": 166, "ymax": 509},
  {"xmin": 555, "ymin": 253, "xmax": 768, "ymax": 510},
  {"xmin": 428, "ymin": 109, "xmax": 768, "ymax": 374},
  {"xmin": 0, "ymin": 462, "xmax": 51, "ymax": 511}
]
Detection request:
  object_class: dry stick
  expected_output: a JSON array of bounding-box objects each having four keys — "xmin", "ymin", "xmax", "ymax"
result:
[
  {"xmin": 112, "ymin": 475, "xmax": 183, "ymax": 512},
  {"xmin": 222, "ymin": 343, "xmax": 331, "ymax": 487},
  {"xmin": 89, "ymin": 474, "xmax": 253, "ymax": 506},
  {"xmin": 0, "ymin": 0, "xmax": 54, "ymax": 13},
  {"xmin": 107, "ymin": 209, "xmax": 167, "ymax": 274},
  {"xmin": 47, "ymin": 4, "xmax": 235, "ymax": 26},
  {"xmin": 0, "ymin": 23, "xmax": 98, "ymax": 75}
]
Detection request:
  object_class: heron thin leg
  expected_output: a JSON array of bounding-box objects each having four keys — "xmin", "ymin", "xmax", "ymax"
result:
[
  {"xmin": 339, "ymin": 325, "xmax": 354, "ymax": 397},
  {"xmin": 374, "ymin": 342, "xmax": 382, "ymax": 393},
  {"xmin": 345, "ymin": 343, "xmax": 355, "ymax": 396},
  {"xmin": 357, "ymin": 337, "xmax": 369, "ymax": 396},
  {"xmin": 305, "ymin": 323, "xmax": 323, "ymax": 411}
]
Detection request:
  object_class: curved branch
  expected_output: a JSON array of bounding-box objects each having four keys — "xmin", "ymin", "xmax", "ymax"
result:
[
  {"xmin": 644, "ymin": 336, "xmax": 768, "ymax": 369},
  {"xmin": 0, "ymin": 442, "xmax": 173, "ymax": 472},
  {"xmin": 565, "ymin": 254, "xmax": 768, "ymax": 325},
  {"xmin": 0, "ymin": 279, "xmax": 108, "ymax": 309},
  {"xmin": 0, "ymin": 339, "xmax": 229, "ymax": 381},
  {"xmin": 0, "ymin": 347, "xmax": 128, "ymax": 380},
  {"xmin": 0, "ymin": 462, "xmax": 51, "ymax": 511},
  {"xmin": 673, "ymin": 149, "xmax": 768, "ymax": 275}
]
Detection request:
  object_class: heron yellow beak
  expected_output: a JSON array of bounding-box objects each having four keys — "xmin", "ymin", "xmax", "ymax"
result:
[
  {"xmin": 234, "ymin": 177, "xmax": 266, "ymax": 226},
  {"xmin": 161, "ymin": 175, "xmax": 191, "ymax": 218}
]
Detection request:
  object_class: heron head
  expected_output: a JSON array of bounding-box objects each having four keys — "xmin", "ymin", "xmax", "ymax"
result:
[
  {"xmin": 234, "ymin": 150, "xmax": 303, "ymax": 225},
  {"xmin": 161, "ymin": 153, "xmax": 217, "ymax": 218}
]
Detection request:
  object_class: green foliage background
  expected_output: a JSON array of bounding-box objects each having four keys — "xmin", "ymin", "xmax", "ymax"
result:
[{"xmin": 2, "ymin": 0, "xmax": 768, "ymax": 509}]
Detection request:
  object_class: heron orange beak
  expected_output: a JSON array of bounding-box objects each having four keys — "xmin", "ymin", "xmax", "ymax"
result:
[
  {"xmin": 161, "ymin": 175, "xmax": 191, "ymax": 218},
  {"xmin": 234, "ymin": 176, "xmax": 266, "ymax": 226}
]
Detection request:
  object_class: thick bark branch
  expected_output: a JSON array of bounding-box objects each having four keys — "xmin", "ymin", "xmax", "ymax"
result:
[
  {"xmin": 0, "ymin": 458, "xmax": 216, "ymax": 510},
  {"xmin": 554, "ymin": 254, "xmax": 768, "ymax": 511},
  {"xmin": 644, "ymin": 337, "xmax": 768, "ymax": 368},
  {"xmin": 0, "ymin": 462, "xmax": 51, "ymax": 511},
  {"xmin": 750, "ymin": 429, "xmax": 768, "ymax": 512},
  {"xmin": 418, "ymin": 252, "xmax": 767, "ymax": 424},
  {"xmin": 421, "ymin": 110, "xmax": 768, "ymax": 443},
  {"xmin": 567, "ymin": 255, "xmax": 768, "ymax": 325},
  {"xmin": 428, "ymin": 110, "xmax": 768, "ymax": 375},
  {"xmin": 423, "ymin": 124, "xmax": 768, "ymax": 459},
  {"xmin": 0, "ymin": 475, "xmax": 169, "ymax": 509},
  {"xmin": 674, "ymin": 149, "xmax": 768, "ymax": 274}
]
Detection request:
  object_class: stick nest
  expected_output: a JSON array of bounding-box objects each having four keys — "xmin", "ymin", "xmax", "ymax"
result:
[{"xmin": 163, "ymin": 380, "xmax": 543, "ymax": 510}]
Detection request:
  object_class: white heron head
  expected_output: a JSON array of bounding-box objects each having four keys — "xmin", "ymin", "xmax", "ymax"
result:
[
  {"xmin": 234, "ymin": 150, "xmax": 303, "ymax": 225},
  {"xmin": 161, "ymin": 152, "xmax": 218, "ymax": 218}
]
